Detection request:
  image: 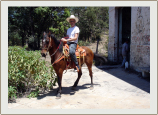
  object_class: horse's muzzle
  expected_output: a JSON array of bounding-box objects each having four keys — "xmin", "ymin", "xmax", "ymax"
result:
[{"xmin": 41, "ymin": 53, "xmax": 47, "ymax": 57}]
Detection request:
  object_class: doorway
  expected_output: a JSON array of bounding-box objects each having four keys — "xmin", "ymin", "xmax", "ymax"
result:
[{"xmin": 117, "ymin": 7, "xmax": 131, "ymax": 63}]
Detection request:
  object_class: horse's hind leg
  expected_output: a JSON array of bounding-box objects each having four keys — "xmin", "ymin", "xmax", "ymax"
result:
[
  {"xmin": 72, "ymin": 69, "xmax": 82, "ymax": 90},
  {"xmin": 87, "ymin": 64, "xmax": 93, "ymax": 90}
]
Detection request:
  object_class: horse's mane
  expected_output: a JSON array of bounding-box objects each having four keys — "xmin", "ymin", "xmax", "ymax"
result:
[{"xmin": 50, "ymin": 34, "xmax": 63, "ymax": 53}]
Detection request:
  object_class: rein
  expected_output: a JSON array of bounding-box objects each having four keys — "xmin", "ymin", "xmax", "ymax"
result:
[
  {"xmin": 42, "ymin": 36, "xmax": 66, "ymax": 66},
  {"xmin": 47, "ymin": 38, "xmax": 63, "ymax": 65},
  {"xmin": 42, "ymin": 37, "xmax": 61, "ymax": 57},
  {"xmin": 50, "ymin": 48, "xmax": 59, "ymax": 57},
  {"xmin": 50, "ymin": 40, "xmax": 62, "ymax": 57}
]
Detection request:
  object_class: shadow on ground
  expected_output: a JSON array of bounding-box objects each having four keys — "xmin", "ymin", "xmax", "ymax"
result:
[
  {"xmin": 37, "ymin": 83, "xmax": 99, "ymax": 99},
  {"xmin": 96, "ymin": 66, "xmax": 150, "ymax": 93}
]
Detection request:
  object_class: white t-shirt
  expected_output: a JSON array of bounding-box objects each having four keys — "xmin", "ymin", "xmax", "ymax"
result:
[{"xmin": 67, "ymin": 26, "xmax": 80, "ymax": 43}]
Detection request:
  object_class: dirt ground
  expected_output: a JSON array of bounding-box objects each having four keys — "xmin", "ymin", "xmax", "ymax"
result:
[{"xmin": 8, "ymin": 64, "xmax": 150, "ymax": 109}]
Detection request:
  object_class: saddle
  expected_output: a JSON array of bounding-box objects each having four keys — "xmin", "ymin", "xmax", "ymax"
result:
[
  {"xmin": 63, "ymin": 43, "xmax": 86, "ymax": 69},
  {"xmin": 52, "ymin": 43, "xmax": 86, "ymax": 70},
  {"xmin": 63, "ymin": 44, "xmax": 86, "ymax": 59}
]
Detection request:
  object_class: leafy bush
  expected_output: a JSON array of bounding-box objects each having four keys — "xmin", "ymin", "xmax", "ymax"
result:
[
  {"xmin": 8, "ymin": 46, "xmax": 56, "ymax": 100},
  {"xmin": 27, "ymin": 87, "xmax": 40, "ymax": 99},
  {"xmin": 8, "ymin": 86, "xmax": 17, "ymax": 100}
]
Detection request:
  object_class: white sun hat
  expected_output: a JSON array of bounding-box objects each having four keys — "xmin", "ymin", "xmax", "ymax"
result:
[{"xmin": 66, "ymin": 15, "xmax": 79, "ymax": 23}]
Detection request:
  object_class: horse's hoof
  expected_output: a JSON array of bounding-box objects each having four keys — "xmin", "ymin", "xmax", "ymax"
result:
[
  {"xmin": 56, "ymin": 93, "xmax": 61, "ymax": 99},
  {"xmin": 56, "ymin": 96, "xmax": 61, "ymax": 99},
  {"xmin": 90, "ymin": 86, "xmax": 94, "ymax": 90},
  {"xmin": 71, "ymin": 86, "xmax": 76, "ymax": 90}
]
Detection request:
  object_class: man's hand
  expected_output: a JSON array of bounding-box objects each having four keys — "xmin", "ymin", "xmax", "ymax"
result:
[{"xmin": 61, "ymin": 38, "xmax": 67, "ymax": 42}]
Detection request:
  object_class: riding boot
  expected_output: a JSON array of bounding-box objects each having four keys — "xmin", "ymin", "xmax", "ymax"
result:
[{"xmin": 76, "ymin": 65, "xmax": 80, "ymax": 72}]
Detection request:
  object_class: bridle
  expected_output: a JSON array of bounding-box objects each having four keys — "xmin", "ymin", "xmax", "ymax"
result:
[
  {"xmin": 42, "ymin": 36, "xmax": 61, "ymax": 57},
  {"xmin": 41, "ymin": 35, "xmax": 67, "ymax": 66},
  {"xmin": 42, "ymin": 36, "xmax": 52, "ymax": 53}
]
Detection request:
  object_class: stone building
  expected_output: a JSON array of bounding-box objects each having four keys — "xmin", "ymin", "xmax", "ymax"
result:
[{"xmin": 108, "ymin": 7, "xmax": 150, "ymax": 72}]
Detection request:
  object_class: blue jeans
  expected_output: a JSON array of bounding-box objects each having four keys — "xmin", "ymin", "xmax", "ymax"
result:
[
  {"xmin": 67, "ymin": 42, "xmax": 79, "ymax": 67},
  {"xmin": 121, "ymin": 55, "xmax": 127, "ymax": 67}
]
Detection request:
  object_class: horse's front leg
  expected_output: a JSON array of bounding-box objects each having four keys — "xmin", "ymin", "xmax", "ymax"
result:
[
  {"xmin": 56, "ymin": 75, "xmax": 62, "ymax": 99},
  {"xmin": 53, "ymin": 61, "xmax": 66, "ymax": 99}
]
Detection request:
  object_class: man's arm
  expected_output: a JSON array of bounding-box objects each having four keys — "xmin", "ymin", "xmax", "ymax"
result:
[
  {"xmin": 61, "ymin": 33, "xmax": 79, "ymax": 42},
  {"xmin": 67, "ymin": 33, "xmax": 79, "ymax": 42}
]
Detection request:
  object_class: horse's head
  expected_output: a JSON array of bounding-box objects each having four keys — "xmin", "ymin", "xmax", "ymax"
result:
[
  {"xmin": 41, "ymin": 31, "xmax": 63, "ymax": 58},
  {"xmin": 41, "ymin": 32, "xmax": 50, "ymax": 57}
]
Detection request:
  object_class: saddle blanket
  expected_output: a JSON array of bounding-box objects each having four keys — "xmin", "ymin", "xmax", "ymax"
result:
[{"xmin": 63, "ymin": 44, "xmax": 86, "ymax": 58}]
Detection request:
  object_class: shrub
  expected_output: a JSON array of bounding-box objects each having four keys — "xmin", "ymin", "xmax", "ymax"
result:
[
  {"xmin": 8, "ymin": 86, "xmax": 17, "ymax": 100},
  {"xmin": 8, "ymin": 46, "xmax": 56, "ymax": 100}
]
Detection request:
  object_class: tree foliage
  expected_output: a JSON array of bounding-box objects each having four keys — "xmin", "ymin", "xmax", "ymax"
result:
[
  {"xmin": 71, "ymin": 7, "xmax": 109, "ymax": 42},
  {"xmin": 8, "ymin": 7, "xmax": 70, "ymax": 49},
  {"xmin": 8, "ymin": 7, "xmax": 109, "ymax": 49},
  {"xmin": 49, "ymin": 8, "xmax": 70, "ymax": 38}
]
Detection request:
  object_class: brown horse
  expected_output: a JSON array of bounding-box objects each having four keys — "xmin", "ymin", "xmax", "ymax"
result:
[{"xmin": 41, "ymin": 32, "xmax": 94, "ymax": 99}]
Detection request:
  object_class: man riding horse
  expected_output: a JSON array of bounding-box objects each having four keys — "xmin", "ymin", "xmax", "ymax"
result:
[
  {"xmin": 41, "ymin": 15, "xmax": 94, "ymax": 99},
  {"xmin": 61, "ymin": 15, "xmax": 80, "ymax": 72}
]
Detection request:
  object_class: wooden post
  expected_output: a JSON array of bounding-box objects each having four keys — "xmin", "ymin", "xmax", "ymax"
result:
[{"xmin": 96, "ymin": 39, "xmax": 99, "ymax": 54}]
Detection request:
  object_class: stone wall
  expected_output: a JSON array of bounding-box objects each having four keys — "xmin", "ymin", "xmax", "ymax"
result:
[
  {"xmin": 130, "ymin": 7, "xmax": 150, "ymax": 71},
  {"xmin": 108, "ymin": 7, "xmax": 117, "ymax": 62},
  {"xmin": 108, "ymin": 7, "xmax": 150, "ymax": 71}
]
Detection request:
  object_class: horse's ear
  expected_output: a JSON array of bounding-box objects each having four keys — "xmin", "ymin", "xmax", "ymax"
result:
[
  {"xmin": 48, "ymin": 31, "xmax": 51, "ymax": 35},
  {"xmin": 43, "ymin": 32, "xmax": 46, "ymax": 35}
]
